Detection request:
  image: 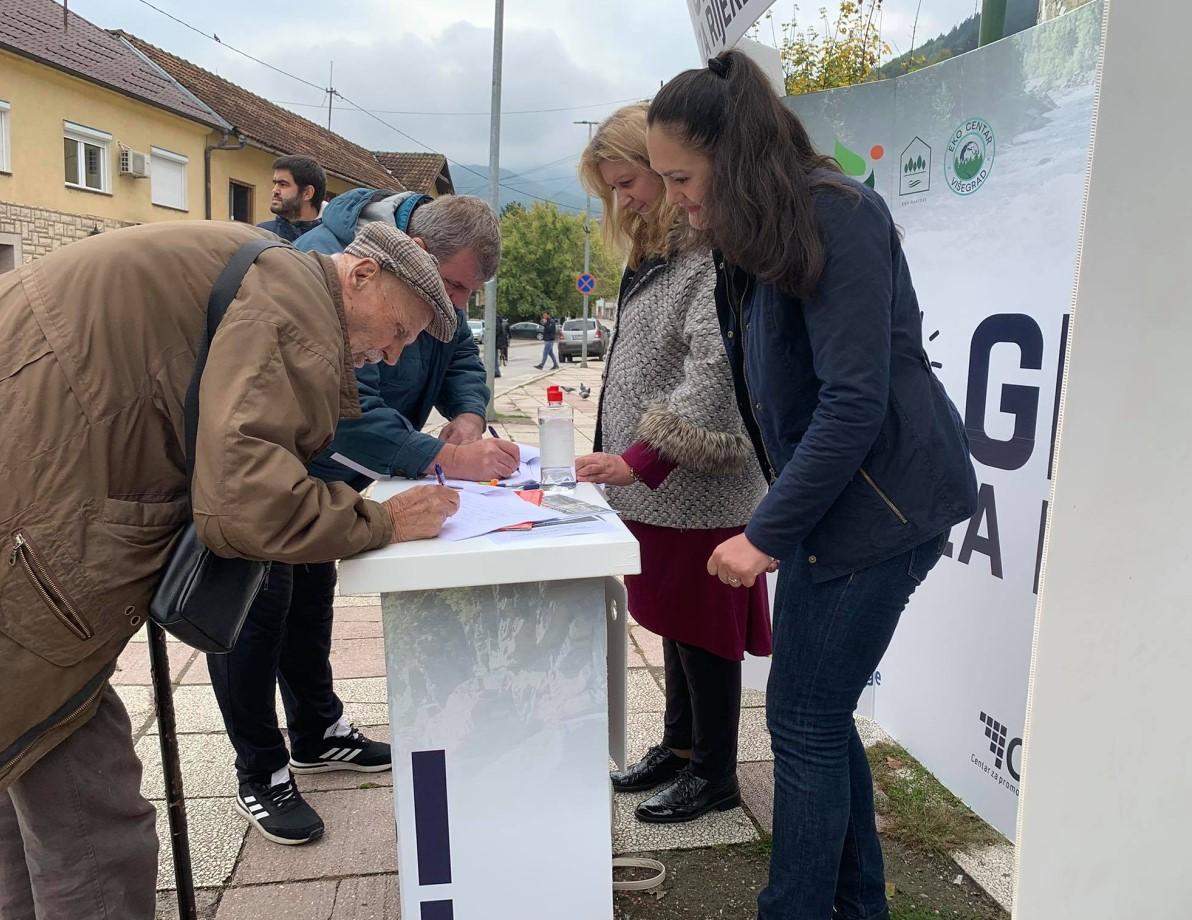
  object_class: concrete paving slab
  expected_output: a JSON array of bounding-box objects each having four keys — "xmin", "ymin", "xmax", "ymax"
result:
[
  {"xmin": 626, "ymin": 642, "xmax": 648, "ymax": 669},
  {"xmin": 214, "ymin": 879, "xmax": 336, "ymax": 920},
  {"xmin": 738, "ymin": 760, "xmax": 775, "ymax": 834},
  {"xmin": 630, "ymin": 625, "xmax": 664, "ymax": 667},
  {"xmin": 230, "ymin": 787, "xmax": 397, "ymax": 885},
  {"xmin": 628, "ymin": 668, "xmax": 665, "ymax": 713},
  {"xmin": 742, "ymin": 687, "xmax": 767, "ymax": 708},
  {"xmin": 952, "ymin": 842, "xmax": 1015, "ymax": 913},
  {"xmin": 328, "ymin": 637, "xmax": 386, "ymax": 679},
  {"xmin": 330, "ymin": 874, "xmax": 401, "ymax": 919},
  {"xmin": 156, "ymin": 796, "xmax": 245, "ymax": 891},
  {"xmin": 333, "ymin": 619, "xmax": 385, "ymax": 640},
  {"xmin": 138, "ymin": 731, "xmax": 238, "ymax": 800},
  {"xmin": 626, "ymin": 708, "xmax": 772, "ymax": 766},
  {"xmin": 333, "ymin": 596, "xmax": 383, "ymax": 609},
  {"xmin": 114, "ymin": 640, "xmax": 197, "ymax": 686},
  {"xmin": 143, "ymin": 685, "xmax": 390, "ymax": 736},
  {"xmin": 613, "ymin": 788, "xmax": 759, "ymax": 854},
  {"xmin": 155, "ymin": 888, "xmax": 220, "ymax": 920},
  {"xmin": 117, "ymin": 685, "xmax": 156, "ymax": 736},
  {"xmin": 334, "ymin": 677, "xmax": 389, "ymax": 704}
]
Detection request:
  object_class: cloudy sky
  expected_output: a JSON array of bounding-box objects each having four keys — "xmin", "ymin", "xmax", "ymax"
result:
[{"xmin": 78, "ymin": 0, "xmax": 984, "ymax": 202}]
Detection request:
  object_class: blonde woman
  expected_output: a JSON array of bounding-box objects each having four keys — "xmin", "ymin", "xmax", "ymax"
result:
[{"xmin": 575, "ymin": 104, "xmax": 770, "ymax": 823}]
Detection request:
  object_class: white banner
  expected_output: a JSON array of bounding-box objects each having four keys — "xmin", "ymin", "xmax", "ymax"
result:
[
  {"xmin": 777, "ymin": 3, "xmax": 1106, "ymax": 838},
  {"xmin": 686, "ymin": 0, "xmax": 778, "ymax": 60}
]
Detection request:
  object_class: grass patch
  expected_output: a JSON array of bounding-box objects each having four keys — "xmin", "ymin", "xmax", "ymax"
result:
[{"xmin": 868, "ymin": 742, "xmax": 1002, "ymax": 855}]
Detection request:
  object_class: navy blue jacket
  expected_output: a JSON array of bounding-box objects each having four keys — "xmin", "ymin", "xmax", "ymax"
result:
[
  {"xmin": 717, "ymin": 176, "xmax": 977, "ymax": 581},
  {"xmin": 256, "ymin": 216, "xmax": 321, "ymax": 242},
  {"xmin": 297, "ymin": 189, "xmax": 490, "ymax": 489}
]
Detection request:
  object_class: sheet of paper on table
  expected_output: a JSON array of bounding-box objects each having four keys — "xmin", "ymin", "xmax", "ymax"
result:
[
  {"xmin": 438, "ymin": 490, "xmax": 561, "ymax": 542},
  {"xmin": 485, "ymin": 514, "xmax": 622, "ymax": 545},
  {"xmin": 330, "ymin": 442, "xmax": 541, "ymax": 489}
]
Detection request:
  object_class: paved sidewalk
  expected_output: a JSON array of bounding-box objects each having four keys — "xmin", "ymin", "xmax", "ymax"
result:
[{"xmin": 126, "ymin": 364, "xmax": 1011, "ymax": 918}]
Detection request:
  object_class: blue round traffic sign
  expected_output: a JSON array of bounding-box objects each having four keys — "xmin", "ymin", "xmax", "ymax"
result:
[{"xmin": 576, "ymin": 272, "xmax": 596, "ymax": 294}]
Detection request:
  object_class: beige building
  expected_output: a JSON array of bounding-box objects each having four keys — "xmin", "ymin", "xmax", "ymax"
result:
[
  {"xmin": 0, "ymin": 0, "xmax": 229, "ymax": 266},
  {"xmin": 0, "ymin": 0, "xmax": 450, "ymax": 269}
]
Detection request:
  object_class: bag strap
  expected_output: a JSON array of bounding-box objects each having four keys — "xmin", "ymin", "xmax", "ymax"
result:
[{"xmin": 182, "ymin": 238, "xmax": 290, "ymax": 482}]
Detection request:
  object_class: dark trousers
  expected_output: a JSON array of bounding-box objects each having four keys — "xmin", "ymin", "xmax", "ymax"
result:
[
  {"xmin": 758, "ymin": 534, "xmax": 946, "ymax": 920},
  {"xmin": 208, "ymin": 561, "xmax": 343, "ymax": 783},
  {"xmin": 0, "ymin": 683, "xmax": 158, "ymax": 920},
  {"xmin": 661, "ymin": 638, "xmax": 742, "ymax": 782}
]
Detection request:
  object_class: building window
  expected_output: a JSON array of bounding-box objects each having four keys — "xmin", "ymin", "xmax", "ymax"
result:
[
  {"xmin": 150, "ymin": 146, "xmax": 188, "ymax": 211},
  {"xmin": 0, "ymin": 101, "xmax": 10, "ymax": 173},
  {"xmin": 64, "ymin": 122, "xmax": 110, "ymax": 192},
  {"xmin": 229, "ymin": 181, "xmax": 254, "ymax": 222}
]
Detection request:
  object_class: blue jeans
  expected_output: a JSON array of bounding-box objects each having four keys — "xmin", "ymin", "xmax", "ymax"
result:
[
  {"xmin": 539, "ymin": 340, "xmax": 558, "ymax": 368},
  {"xmin": 759, "ymin": 534, "xmax": 946, "ymax": 920}
]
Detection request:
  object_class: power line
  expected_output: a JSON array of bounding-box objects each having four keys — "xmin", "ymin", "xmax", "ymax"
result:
[
  {"xmin": 131, "ymin": 0, "xmax": 325, "ymax": 93},
  {"xmin": 128, "ymin": 0, "xmax": 589, "ymax": 213},
  {"xmin": 269, "ymin": 98, "xmax": 644, "ymax": 117}
]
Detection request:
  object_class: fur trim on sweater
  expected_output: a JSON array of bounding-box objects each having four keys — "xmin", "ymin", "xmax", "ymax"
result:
[{"xmin": 637, "ymin": 403, "xmax": 752, "ymax": 474}]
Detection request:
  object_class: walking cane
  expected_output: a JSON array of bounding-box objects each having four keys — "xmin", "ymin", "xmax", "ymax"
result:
[{"xmin": 148, "ymin": 621, "xmax": 199, "ymax": 920}]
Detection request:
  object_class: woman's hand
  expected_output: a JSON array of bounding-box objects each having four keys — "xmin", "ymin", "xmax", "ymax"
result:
[
  {"xmin": 575, "ymin": 452, "xmax": 636, "ymax": 487},
  {"xmin": 707, "ymin": 534, "xmax": 776, "ymax": 588}
]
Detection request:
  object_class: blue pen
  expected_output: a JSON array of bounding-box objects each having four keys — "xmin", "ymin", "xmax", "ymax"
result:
[
  {"xmin": 488, "ymin": 425, "xmax": 500, "ymax": 439},
  {"xmin": 433, "ymin": 463, "xmax": 446, "ymax": 487}
]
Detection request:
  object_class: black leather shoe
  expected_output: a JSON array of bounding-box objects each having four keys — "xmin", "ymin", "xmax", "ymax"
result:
[
  {"xmin": 635, "ymin": 768, "xmax": 741, "ymax": 824},
  {"xmin": 610, "ymin": 744, "xmax": 689, "ymax": 793}
]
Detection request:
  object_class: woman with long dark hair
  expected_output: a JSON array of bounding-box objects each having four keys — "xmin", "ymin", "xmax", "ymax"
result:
[
  {"xmin": 575, "ymin": 104, "xmax": 771, "ymax": 823},
  {"xmin": 647, "ymin": 52, "xmax": 978, "ymax": 919}
]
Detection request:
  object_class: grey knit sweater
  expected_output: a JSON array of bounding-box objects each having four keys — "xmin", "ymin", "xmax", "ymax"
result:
[{"xmin": 600, "ymin": 249, "xmax": 768, "ymax": 529}]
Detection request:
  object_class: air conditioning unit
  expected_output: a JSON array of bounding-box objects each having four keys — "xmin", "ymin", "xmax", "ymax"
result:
[{"xmin": 119, "ymin": 148, "xmax": 150, "ymax": 178}]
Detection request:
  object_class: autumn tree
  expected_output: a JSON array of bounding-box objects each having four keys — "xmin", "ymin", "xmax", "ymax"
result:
[
  {"xmin": 496, "ymin": 202, "xmax": 623, "ymax": 322},
  {"xmin": 780, "ymin": 0, "xmax": 891, "ymax": 95}
]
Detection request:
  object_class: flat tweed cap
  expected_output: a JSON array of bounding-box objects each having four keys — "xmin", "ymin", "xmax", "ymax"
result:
[{"xmin": 344, "ymin": 222, "xmax": 456, "ymax": 342}]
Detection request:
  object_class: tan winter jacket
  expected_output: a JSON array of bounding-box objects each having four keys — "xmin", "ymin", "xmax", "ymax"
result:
[{"xmin": 0, "ymin": 221, "xmax": 393, "ymax": 790}]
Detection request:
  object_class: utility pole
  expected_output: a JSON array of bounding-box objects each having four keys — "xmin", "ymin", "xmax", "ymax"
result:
[
  {"xmin": 484, "ymin": 0, "xmax": 504, "ymax": 415},
  {"xmin": 575, "ymin": 119, "xmax": 598, "ymax": 369},
  {"xmin": 326, "ymin": 62, "xmax": 334, "ymax": 130},
  {"xmin": 978, "ymin": 0, "xmax": 1008, "ymax": 46}
]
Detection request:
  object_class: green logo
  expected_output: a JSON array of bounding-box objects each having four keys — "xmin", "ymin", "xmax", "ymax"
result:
[
  {"xmin": 945, "ymin": 118, "xmax": 995, "ymax": 195},
  {"xmin": 834, "ymin": 140, "xmax": 884, "ymax": 189}
]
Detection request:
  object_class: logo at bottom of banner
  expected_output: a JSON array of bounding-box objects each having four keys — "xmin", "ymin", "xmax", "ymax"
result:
[{"xmin": 971, "ymin": 711, "xmax": 1023, "ymax": 796}]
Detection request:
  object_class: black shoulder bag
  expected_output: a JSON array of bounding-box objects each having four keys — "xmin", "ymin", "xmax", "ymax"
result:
[{"xmin": 149, "ymin": 238, "xmax": 289, "ymax": 653}]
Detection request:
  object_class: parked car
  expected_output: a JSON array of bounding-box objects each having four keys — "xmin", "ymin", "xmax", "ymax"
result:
[
  {"xmin": 559, "ymin": 318, "xmax": 610, "ymax": 361},
  {"xmin": 509, "ymin": 322, "xmax": 545, "ymax": 339},
  {"xmin": 467, "ymin": 319, "xmax": 485, "ymax": 345}
]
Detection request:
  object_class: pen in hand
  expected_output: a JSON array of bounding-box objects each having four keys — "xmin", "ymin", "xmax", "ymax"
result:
[
  {"xmin": 434, "ymin": 463, "xmax": 447, "ymax": 487},
  {"xmin": 488, "ymin": 425, "xmax": 500, "ymax": 439}
]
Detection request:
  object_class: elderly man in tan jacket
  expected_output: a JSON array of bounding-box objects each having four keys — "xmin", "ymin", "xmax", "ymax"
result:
[{"xmin": 0, "ymin": 219, "xmax": 460, "ymax": 920}]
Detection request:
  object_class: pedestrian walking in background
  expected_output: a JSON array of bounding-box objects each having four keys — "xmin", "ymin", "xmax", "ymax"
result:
[
  {"xmin": 534, "ymin": 311, "xmax": 560, "ymax": 369},
  {"xmin": 576, "ymin": 103, "xmax": 770, "ymax": 824},
  {"xmin": 648, "ymin": 51, "xmax": 978, "ymax": 920}
]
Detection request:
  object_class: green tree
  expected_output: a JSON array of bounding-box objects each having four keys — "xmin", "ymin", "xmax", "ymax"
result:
[
  {"xmin": 780, "ymin": 0, "xmax": 891, "ymax": 95},
  {"xmin": 497, "ymin": 202, "xmax": 624, "ymax": 322}
]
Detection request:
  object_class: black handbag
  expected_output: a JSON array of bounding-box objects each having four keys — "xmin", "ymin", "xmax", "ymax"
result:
[{"xmin": 149, "ymin": 238, "xmax": 290, "ymax": 653}]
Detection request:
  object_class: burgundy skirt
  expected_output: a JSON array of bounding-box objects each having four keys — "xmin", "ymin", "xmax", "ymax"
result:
[{"xmin": 624, "ymin": 520, "xmax": 772, "ymax": 662}]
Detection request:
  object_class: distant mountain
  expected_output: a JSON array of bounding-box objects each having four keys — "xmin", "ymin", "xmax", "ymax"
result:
[
  {"xmin": 451, "ymin": 164, "xmax": 599, "ymax": 216},
  {"xmin": 878, "ymin": 0, "xmax": 1039, "ymax": 78}
]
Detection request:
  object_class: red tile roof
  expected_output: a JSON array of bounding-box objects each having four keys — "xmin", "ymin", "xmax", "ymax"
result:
[
  {"xmin": 0, "ymin": 0, "xmax": 228, "ymax": 130},
  {"xmin": 375, "ymin": 152, "xmax": 453, "ymax": 195},
  {"xmin": 122, "ymin": 34, "xmax": 401, "ymax": 190}
]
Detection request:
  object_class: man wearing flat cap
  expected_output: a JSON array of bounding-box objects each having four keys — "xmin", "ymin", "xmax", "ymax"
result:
[{"xmin": 0, "ymin": 219, "xmax": 459, "ymax": 919}]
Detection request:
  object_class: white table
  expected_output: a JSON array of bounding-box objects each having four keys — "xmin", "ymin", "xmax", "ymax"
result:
[{"xmin": 338, "ymin": 482, "xmax": 640, "ymax": 920}]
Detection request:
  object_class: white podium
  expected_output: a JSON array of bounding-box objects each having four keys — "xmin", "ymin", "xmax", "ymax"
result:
[{"xmin": 338, "ymin": 482, "xmax": 640, "ymax": 920}]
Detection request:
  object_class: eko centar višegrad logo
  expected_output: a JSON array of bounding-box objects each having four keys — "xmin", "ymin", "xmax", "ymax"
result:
[{"xmin": 945, "ymin": 118, "xmax": 995, "ymax": 195}]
